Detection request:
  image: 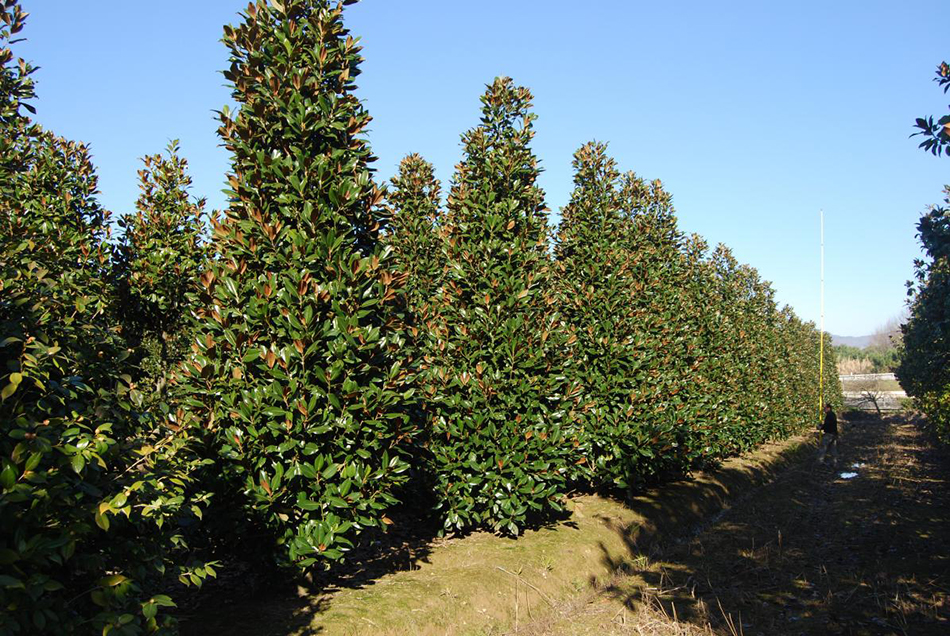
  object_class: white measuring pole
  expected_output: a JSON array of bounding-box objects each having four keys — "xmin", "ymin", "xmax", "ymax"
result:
[{"xmin": 819, "ymin": 209, "xmax": 825, "ymax": 416}]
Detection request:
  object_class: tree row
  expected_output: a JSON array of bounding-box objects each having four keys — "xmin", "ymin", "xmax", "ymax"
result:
[{"xmin": 0, "ymin": 1, "xmax": 839, "ymax": 634}]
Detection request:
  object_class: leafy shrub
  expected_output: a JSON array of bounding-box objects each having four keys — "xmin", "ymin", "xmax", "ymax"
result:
[
  {"xmin": 899, "ymin": 60, "xmax": 950, "ymax": 443},
  {"xmin": 685, "ymin": 245, "xmax": 840, "ymax": 456},
  {"xmin": 899, "ymin": 187, "xmax": 950, "ymax": 443},
  {"xmin": 0, "ymin": 5, "xmax": 847, "ymax": 633},
  {"xmin": 554, "ymin": 142, "xmax": 837, "ymax": 485},
  {"xmin": 386, "ymin": 153, "xmax": 444, "ymax": 318},
  {"xmin": 177, "ymin": 0, "xmax": 417, "ymax": 569},
  {"xmin": 383, "ymin": 154, "xmax": 446, "ymax": 506},
  {"xmin": 556, "ymin": 142, "xmax": 700, "ymax": 489},
  {"xmin": 0, "ymin": 6, "xmax": 212, "ymax": 633}
]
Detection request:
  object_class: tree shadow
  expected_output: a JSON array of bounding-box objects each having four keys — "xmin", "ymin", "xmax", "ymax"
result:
[
  {"xmin": 177, "ymin": 502, "xmax": 441, "ymax": 636},
  {"xmin": 178, "ymin": 582, "xmax": 330, "ymax": 636},
  {"xmin": 589, "ymin": 415, "xmax": 950, "ymax": 634},
  {"xmin": 177, "ymin": 477, "xmax": 579, "ymax": 634}
]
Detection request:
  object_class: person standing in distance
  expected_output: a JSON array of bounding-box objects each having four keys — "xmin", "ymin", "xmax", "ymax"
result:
[{"xmin": 817, "ymin": 403, "xmax": 838, "ymax": 465}]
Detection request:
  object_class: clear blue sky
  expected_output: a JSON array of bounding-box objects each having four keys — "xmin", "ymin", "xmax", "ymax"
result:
[{"xmin": 17, "ymin": 1, "xmax": 948, "ymax": 336}]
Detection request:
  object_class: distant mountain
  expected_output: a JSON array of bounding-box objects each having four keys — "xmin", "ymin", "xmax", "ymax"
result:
[{"xmin": 831, "ymin": 334, "xmax": 872, "ymax": 349}]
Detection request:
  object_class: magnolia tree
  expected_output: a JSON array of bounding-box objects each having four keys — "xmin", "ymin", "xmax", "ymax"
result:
[
  {"xmin": 179, "ymin": 0, "xmax": 417, "ymax": 568},
  {"xmin": 115, "ymin": 141, "xmax": 209, "ymax": 403},
  {"xmin": 898, "ymin": 61, "xmax": 950, "ymax": 442},
  {"xmin": 423, "ymin": 78, "xmax": 580, "ymax": 535},
  {"xmin": 0, "ymin": 4, "xmax": 212, "ymax": 633},
  {"xmin": 386, "ymin": 153, "xmax": 443, "ymax": 315},
  {"xmin": 556, "ymin": 142, "xmax": 697, "ymax": 489}
]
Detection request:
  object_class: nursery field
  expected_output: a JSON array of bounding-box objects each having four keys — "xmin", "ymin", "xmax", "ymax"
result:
[
  {"xmin": 5, "ymin": 0, "xmax": 950, "ymax": 632},
  {"xmin": 178, "ymin": 425, "xmax": 815, "ymax": 635},
  {"xmin": 0, "ymin": 0, "xmax": 905, "ymax": 633}
]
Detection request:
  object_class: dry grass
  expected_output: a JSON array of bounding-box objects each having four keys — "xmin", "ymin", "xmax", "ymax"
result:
[
  {"xmin": 838, "ymin": 358, "xmax": 874, "ymax": 375},
  {"xmin": 840, "ymin": 377, "xmax": 903, "ymax": 392}
]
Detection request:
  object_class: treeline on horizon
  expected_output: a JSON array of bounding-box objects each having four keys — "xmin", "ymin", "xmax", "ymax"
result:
[
  {"xmin": 834, "ymin": 315, "xmax": 903, "ymax": 375},
  {"xmin": 0, "ymin": 1, "xmax": 841, "ymax": 634}
]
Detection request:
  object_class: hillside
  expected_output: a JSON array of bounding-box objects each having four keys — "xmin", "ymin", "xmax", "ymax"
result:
[{"xmin": 832, "ymin": 333, "xmax": 873, "ymax": 349}]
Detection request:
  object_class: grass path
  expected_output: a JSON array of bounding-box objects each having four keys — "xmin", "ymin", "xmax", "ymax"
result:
[
  {"xmin": 525, "ymin": 415, "xmax": 950, "ymax": 635},
  {"xmin": 180, "ymin": 415, "xmax": 949, "ymax": 635},
  {"xmin": 181, "ymin": 432, "xmax": 814, "ymax": 636}
]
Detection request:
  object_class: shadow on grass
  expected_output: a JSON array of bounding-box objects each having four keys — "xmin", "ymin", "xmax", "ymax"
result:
[
  {"xmin": 179, "ymin": 586, "xmax": 330, "ymax": 636},
  {"xmin": 177, "ymin": 502, "xmax": 443, "ymax": 636},
  {"xmin": 592, "ymin": 413, "xmax": 950, "ymax": 634},
  {"xmin": 178, "ymin": 480, "xmax": 578, "ymax": 635}
]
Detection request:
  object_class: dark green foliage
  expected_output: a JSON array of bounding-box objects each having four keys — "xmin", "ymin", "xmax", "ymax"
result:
[
  {"xmin": 383, "ymin": 154, "xmax": 443, "ymax": 503},
  {"xmin": 706, "ymin": 247, "xmax": 784, "ymax": 451},
  {"xmin": 114, "ymin": 141, "xmax": 208, "ymax": 404},
  {"xmin": 899, "ymin": 187, "xmax": 950, "ymax": 443},
  {"xmin": 611, "ymin": 168, "xmax": 704, "ymax": 475},
  {"xmin": 835, "ymin": 344, "xmax": 864, "ymax": 360},
  {"xmin": 683, "ymin": 244, "xmax": 840, "ymax": 456},
  {"xmin": 386, "ymin": 153, "xmax": 443, "ymax": 315},
  {"xmin": 899, "ymin": 60, "xmax": 950, "ymax": 443},
  {"xmin": 0, "ymin": 5, "xmax": 212, "ymax": 633},
  {"xmin": 835, "ymin": 344, "xmax": 900, "ymax": 374},
  {"xmin": 555, "ymin": 143, "xmax": 837, "ymax": 490},
  {"xmin": 821, "ymin": 332, "xmax": 844, "ymax": 412},
  {"xmin": 0, "ymin": 1, "xmax": 846, "ymax": 628},
  {"xmin": 913, "ymin": 61, "xmax": 950, "ymax": 156},
  {"xmin": 178, "ymin": 0, "xmax": 416, "ymax": 569},
  {"xmin": 385, "ymin": 153, "xmax": 443, "ymax": 409},
  {"xmin": 556, "ymin": 142, "xmax": 697, "ymax": 489},
  {"xmin": 423, "ymin": 78, "xmax": 579, "ymax": 535}
]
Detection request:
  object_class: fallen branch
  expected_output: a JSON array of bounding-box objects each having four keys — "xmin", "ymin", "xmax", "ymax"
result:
[{"xmin": 495, "ymin": 566, "xmax": 557, "ymax": 608}]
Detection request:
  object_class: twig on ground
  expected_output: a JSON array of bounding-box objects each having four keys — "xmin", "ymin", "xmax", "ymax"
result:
[{"xmin": 496, "ymin": 566, "xmax": 557, "ymax": 608}]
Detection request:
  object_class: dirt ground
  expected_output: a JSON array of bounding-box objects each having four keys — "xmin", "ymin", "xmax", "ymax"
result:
[{"xmin": 525, "ymin": 414, "xmax": 950, "ymax": 635}]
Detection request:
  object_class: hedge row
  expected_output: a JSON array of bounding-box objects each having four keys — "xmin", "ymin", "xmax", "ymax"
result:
[
  {"xmin": 0, "ymin": 1, "xmax": 841, "ymax": 634},
  {"xmin": 388, "ymin": 93, "xmax": 842, "ymax": 538}
]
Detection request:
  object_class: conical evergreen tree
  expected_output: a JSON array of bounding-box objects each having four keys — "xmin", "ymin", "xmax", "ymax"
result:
[
  {"xmin": 115, "ymin": 141, "xmax": 208, "ymax": 403},
  {"xmin": 558, "ymin": 144, "xmax": 708, "ymax": 487},
  {"xmin": 616, "ymin": 168, "xmax": 702, "ymax": 479},
  {"xmin": 702, "ymin": 245, "xmax": 755, "ymax": 454},
  {"xmin": 386, "ymin": 153, "xmax": 443, "ymax": 315},
  {"xmin": 180, "ymin": 0, "xmax": 415, "ymax": 568},
  {"xmin": 384, "ymin": 153, "xmax": 444, "ymax": 501},
  {"xmin": 425, "ymin": 78, "xmax": 579, "ymax": 535},
  {"xmin": 731, "ymin": 262, "xmax": 783, "ymax": 447},
  {"xmin": 556, "ymin": 142, "xmax": 668, "ymax": 489},
  {"xmin": 676, "ymin": 232, "xmax": 729, "ymax": 466}
]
